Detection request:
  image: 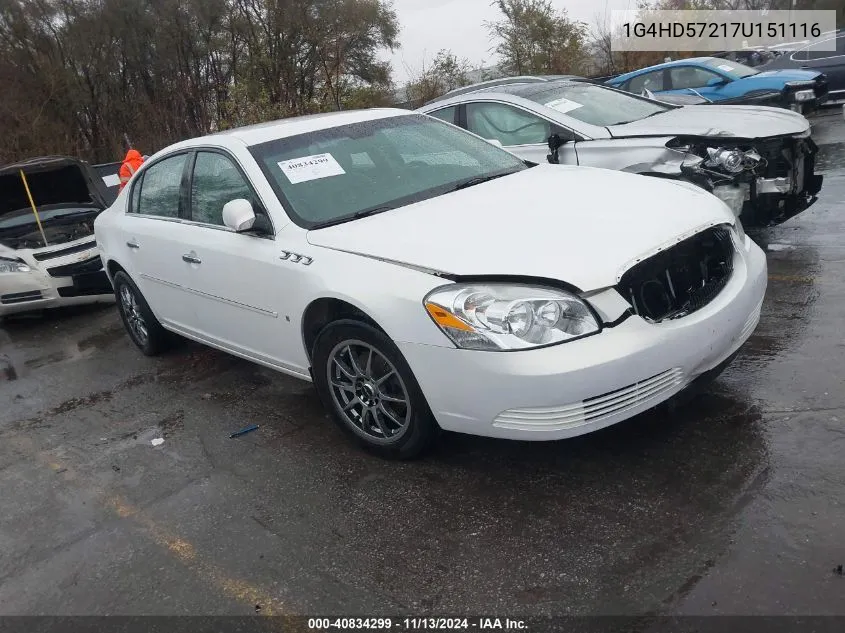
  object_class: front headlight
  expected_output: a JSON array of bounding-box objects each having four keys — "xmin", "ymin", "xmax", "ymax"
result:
[
  {"xmin": 705, "ymin": 147, "xmax": 761, "ymax": 174},
  {"xmin": 0, "ymin": 257, "xmax": 32, "ymax": 273},
  {"xmin": 792, "ymin": 89, "xmax": 815, "ymax": 103},
  {"xmin": 424, "ymin": 283, "xmax": 600, "ymax": 351}
]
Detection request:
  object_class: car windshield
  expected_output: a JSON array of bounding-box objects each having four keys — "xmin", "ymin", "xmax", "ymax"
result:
[
  {"xmin": 523, "ymin": 83, "xmax": 671, "ymax": 126},
  {"xmin": 702, "ymin": 58, "xmax": 759, "ymax": 78},
  {"xmin": 249, "ymin": 114, "xmax": 527, "ymax": 228}
]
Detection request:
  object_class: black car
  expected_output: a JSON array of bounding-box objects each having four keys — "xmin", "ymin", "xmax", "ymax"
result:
[
  {"xmin": 760, "ymin": 30, "xmax": 845, "ymax": 102},
  {"xmin": 92, "ymin": 161, "xmax": 122, "ymax": 201},
  {"xmin": 713, "ymin": 49, "xmax": 777, "ymax": 68}
]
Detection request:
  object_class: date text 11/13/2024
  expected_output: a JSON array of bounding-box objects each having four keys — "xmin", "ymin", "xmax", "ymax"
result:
[{"xmin": 308, "ymin": 618, "xmax": 528, "ymax": 630}]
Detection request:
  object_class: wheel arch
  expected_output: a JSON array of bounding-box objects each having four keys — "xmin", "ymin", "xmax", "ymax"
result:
[
  {"xmin": 106, "ymin": 258, "xmax": 127, "ymax": 283},
  {"xmin": 301, "ymin": 297, "xmax": 388, "ymax": 363}
]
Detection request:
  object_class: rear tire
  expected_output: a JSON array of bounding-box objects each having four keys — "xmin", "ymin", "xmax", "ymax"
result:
[
  {"xmin": 113, "ymin": 271, "xmax": 170, "ymax": 356},
  {"xmin": 312, "ymin": 320, "xmax": 438, "ymax": 459}
]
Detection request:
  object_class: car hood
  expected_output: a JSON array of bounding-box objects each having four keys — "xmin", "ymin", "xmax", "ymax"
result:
[
  {"xmin": 0, "ymin": 156, "xmax": 109, "ymax": 220},
  {"xmin": 750, "ymin": 68, "xmax": 821, "ymax": 82},
  {"xmin": 306, "ymin": 165, "xmax": 734, "ymax": 291},
  {"xmin": 606, "ymin": 104, "xmax": 809, "ymax": 139}
]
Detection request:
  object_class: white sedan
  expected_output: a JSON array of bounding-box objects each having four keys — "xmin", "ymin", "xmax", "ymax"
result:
[
  {"xmin": 95, "ymin": 109, "xmax": 767, "ymax": 458},
  {"xmin": 1, "ymin": 157, "xmax": 115, "ymax": 317}
]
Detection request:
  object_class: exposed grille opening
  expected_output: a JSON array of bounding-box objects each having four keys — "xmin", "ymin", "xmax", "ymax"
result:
[
  {"xmin": 33, "ymin": 240, "xmax": 96, "ymax": 261},
  {"xmin": 47, "ymin": 255, "xmax": 103, "ymax": 277},
  {"xmin": 1, "ymin": 290, "xmax": 43, "ymax": 305},
  {"xmin": 57, "ymin": 271, "xmax": 112, "ymax": 297},
  {"xmin": 617, "ymin": 226, "xmax": 734, "ymax": 323}
]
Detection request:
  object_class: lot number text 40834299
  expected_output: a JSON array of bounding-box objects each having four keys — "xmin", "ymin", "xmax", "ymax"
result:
[{"xmin": 307, "ymin": 618, "xmax": 528, "ymax": 630}]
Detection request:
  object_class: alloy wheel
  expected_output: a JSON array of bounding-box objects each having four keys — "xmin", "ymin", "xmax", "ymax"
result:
[
  {"xmin": 119, "ymin": 284, "xmax": 149, "ymax": 346},
  {"xmin": 326, "ymin": 340, "xmax": 412, "ymax": 444}
]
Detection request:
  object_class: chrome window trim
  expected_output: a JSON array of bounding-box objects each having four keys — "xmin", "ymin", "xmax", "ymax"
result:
[{"xmin": 125, "ymin": 213, "xmax": 275, "ymax": 240}]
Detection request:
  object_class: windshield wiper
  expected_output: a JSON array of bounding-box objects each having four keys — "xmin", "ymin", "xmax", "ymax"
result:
[
  {"xmin": 450, "ymin": 171, "xmax": 518, "ymax": 192},
  {"xmin": 312, "ymin": 205, "xmax": 396, "ymax": 229}
]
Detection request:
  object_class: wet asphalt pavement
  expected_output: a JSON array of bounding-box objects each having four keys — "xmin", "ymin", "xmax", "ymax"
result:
[{"xmin": 1, "ymin": 109, "xmax": 845, "ymax": 617}]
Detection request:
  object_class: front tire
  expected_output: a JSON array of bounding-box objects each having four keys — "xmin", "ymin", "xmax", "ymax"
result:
[
  {"xmin": 113, "ymin": 271, "xmax": 170, "ymax": 356},
  {"xmin": 311, "ymin": 321, "xmax": 438, "ymax": 459}
]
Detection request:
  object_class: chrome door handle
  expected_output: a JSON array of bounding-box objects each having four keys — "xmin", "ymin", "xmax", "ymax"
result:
[
  {"xmin": 126, "ymin": 240, "xmax": 140, "ymax": 249},
  {"xmin": 182, "ymin": 253, "xmax": 202, "ymax": 264}
]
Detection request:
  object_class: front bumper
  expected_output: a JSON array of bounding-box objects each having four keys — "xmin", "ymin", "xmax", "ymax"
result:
[
  {"xmin": 713, "ymin": 137, "xmax": 824, "ymax": 227},
  {"xmin": 399, "ymin": 238, "xmax": 767, "ymax": 441},
  {"xmin": 0, "ymin": 243, "xmax": 114, "ymax": 317}
]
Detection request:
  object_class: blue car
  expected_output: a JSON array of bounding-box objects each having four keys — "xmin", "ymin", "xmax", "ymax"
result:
[{"xmin": 607, "ymin": 57, "xmax": 829, "ymax": 111}]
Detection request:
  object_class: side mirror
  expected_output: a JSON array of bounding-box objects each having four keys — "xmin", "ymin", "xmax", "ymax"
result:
[
  {"xmin": 222, "ymin": 198, "xmax": 256, "ymax": 232},
  {"xmin": 643, "ymin": 88, "xmax": 656, "ymax": 99},
  {"xmin": 547, "ymin": 133, "xmax": 567, "ymax": 165},
  {"xmin": 485, "ymin": 138, "xmax": 504, "ymax": 147},
  {"xmin": 707, "ymin": 77, "xmax": 728, "ymax": 87}
]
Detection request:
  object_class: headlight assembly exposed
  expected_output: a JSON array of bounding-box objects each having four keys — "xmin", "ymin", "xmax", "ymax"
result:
[
  {"xmin": 0, "ymin": 257, "xmax": 31, "ymax": 274},
  {"xmin": 707, "ymin": 148, "xmax": 744, "ymax": 173},
  {"xmin": 705, "ymin": 147, "xmax": 762, "ymax": 174},
  {"xmin": 424, "ymin": 283, "xmax": 600, "ymax": 351}
]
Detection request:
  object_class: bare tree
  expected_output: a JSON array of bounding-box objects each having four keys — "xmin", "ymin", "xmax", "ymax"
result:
[
  {"xmin": 0, "ymin": 0, "xmax": 399, "ymax": 163},
  {"xmin": 486, "ymin": 0, "xmax": 587, "ymax": 76},
  {"xmin": 403, "ymin": 49, "xmax": 473, "ymax": 107}
]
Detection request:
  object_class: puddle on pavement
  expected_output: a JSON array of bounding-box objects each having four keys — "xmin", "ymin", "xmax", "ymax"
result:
[
  {"xmin": 816, "ymin": 141, "xmax": 845, "ymax": 173},
  {"xmin": 157, "ymin": 411, "xmax": 185, "ymax": 438},
  {"xmin": 77, "ymin": 323, "xmax": 125, "ymax": 351}
]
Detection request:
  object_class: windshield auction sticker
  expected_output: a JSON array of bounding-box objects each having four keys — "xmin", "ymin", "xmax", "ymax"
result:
[
  {"xmin": 544, "ymin": 97, "xmax": 583, "ymax": 114},
  {"xmin": 610, "ymin": 9, "xmax": 836, "ymax": 52},
  {"xmin": 279, "ymin": 153, "xmax": 346, "ymax": 184}
]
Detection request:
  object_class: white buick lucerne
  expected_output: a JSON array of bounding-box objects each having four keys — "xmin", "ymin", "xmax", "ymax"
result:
[{"xmin": 95, "ymin": 109, "xmax": 767, "ymax": 458}]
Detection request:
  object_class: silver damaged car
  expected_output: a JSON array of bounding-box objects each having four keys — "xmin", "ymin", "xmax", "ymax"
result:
[{"xmin": 418, "ymin": 77, "xmax": 824, "ymax": 227}]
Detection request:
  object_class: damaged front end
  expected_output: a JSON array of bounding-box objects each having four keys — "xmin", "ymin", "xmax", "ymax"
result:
[
  {"xmin": 669, "ymin": 134, "xmax": 823, "ymax": 227},
  {"xmin": 617, "ymin": 225, "xmax": 735, "ymax": 323}
]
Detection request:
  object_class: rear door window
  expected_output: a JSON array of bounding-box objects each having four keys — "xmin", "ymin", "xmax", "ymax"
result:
[
  {"xmin": 426, "ymin": 106, "xmax": 457, "ymax": 125},
  {"xmin": 134, "ymin": 154, "xmax": 187, "ymax": 218}
]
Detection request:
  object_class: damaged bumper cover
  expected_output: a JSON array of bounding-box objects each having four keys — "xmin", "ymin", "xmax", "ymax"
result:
[{"xmin": 673, "ymin": 134, "xmax": 823, "ymax": 227}]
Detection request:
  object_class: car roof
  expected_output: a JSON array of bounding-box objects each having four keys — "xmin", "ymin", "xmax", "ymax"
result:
[
  {"xmin": 425, "ymin": 75, "xmax": 588, "ymax": 105},
  {"xmin": 612, "ymin": 57, "xmax": 716, "ymax": 80},
  {"xmin": 176, "ymin": 108, "xmax": 413, "ymax": 149},
  {"xmin": 422, "ymin": 76, "xmax": 593, "ymax": 107}
]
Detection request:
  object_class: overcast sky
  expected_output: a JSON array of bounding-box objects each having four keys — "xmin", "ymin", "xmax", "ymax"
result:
[{"xmin": 386, "ymin": 0, "xmax": 637, "ymax": 83}]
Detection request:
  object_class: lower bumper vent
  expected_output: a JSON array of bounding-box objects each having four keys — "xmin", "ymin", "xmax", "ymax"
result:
[{"xmin": 493, "ymin": 368, "xmax": 685, "ymax": 432}]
